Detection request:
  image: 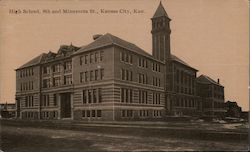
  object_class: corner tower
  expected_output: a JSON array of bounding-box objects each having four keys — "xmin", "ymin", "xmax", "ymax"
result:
[{"xmin": 151, "ymin": 2, "xmax": 171, "ymax": 61}]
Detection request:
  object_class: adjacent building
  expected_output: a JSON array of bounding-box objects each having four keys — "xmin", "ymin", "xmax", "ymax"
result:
[
  {"xmin": 15, "ymin": 2, "xmax": 225, "ymax": 121},
  {"xmin": 196, "ymin": 75, "xmax": 226, "ymax": 117}
]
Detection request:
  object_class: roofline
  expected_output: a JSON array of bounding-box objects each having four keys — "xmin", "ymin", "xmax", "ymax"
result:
[
  {"xmin": 74, "ymin": 42, "xmax": 166, "ymax": 64},
  {"xmin": 73, "ymin": 43, "xmax": 113, "ymax": 56},
  {"xmin": 197, "ymin": 74, "xmax": 224, "ymax": 87},
  {"xmin": 113, "ymin": 43, "xmax": 165, "ymax": 64},
  {"xmin": 172, "ymin": 59, "xmax": 198, "ymax": 72},
  {"xmin": 15, "ymin": 64, "xmax": 39, "ymax": 71}
]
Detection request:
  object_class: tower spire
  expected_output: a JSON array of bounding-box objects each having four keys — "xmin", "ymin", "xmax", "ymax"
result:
[
  {"xmin": 153, "ymin": 1, "xmax": 170, "ymax": 18},
  {"xmin": 151, "ymin": 2, "xmax": 171, "ymax": 61}
]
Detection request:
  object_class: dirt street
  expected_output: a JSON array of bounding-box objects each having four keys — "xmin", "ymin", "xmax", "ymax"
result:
[{"xmin": 1, "ymin": 126, "xmax": 248, "ymax": 152}]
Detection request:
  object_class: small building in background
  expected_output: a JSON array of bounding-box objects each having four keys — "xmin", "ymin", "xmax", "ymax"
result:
[
  {"xmin": 225, "ymin": 101, "xmax": 242, "ymax": 118},
  {"xmin": 0, "ymin": 103, "xmax": 16, "ymax": 118}
]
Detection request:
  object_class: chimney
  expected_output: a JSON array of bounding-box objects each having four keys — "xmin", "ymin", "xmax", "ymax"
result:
[
  {"xmin": 217, "ymin": 78, "xmax": 220, "ymax": 84},
  {"xmin": 93, "ymin": 34, "xmax": 103, "ymax": 40}
]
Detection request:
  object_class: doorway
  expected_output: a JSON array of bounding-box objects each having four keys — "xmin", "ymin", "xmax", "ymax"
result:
[
  {"xmin": 16, "ymin": 98, "xmax": 20, "ymax": 118},
  {"xmin": 60, "ymin": 93, "xmax": 71, "ymax": 118}
]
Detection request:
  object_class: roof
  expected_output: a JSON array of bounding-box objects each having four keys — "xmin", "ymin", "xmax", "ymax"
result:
[
  {"xmin": 197, "ymin": 75, "xmax": 223, "ymax": 87},
  {"xmin": 153, "ymin": 2, "xmax": 170, "ymax": 18},
  {"xmin": 171, "ymin": 55, "xmax": 198, "ymax": 71},
  {"xmin": 17, "ymin": 44, "xmax": 80, "ymax": 69},
  {"xmin": 17, "ymin": 53, "xmax": 46, "ymax": 69},
  {"xmin": 75, "ymin": 33, "xmax": 153, "ymax": 58}
]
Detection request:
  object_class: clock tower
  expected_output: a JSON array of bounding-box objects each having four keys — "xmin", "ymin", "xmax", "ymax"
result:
[{"xmin": 151, "ymin": 2, "xmax": 171, "ymax": 62}]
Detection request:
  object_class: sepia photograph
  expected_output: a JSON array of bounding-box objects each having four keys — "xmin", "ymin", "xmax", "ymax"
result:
[{"xmin": 0, "ymin": 0, "xmax": 249, "ymax": 151}]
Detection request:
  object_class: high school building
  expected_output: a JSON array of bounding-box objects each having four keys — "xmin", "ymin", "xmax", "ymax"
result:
[{"xmin": 15, "ymin": 2, "xmax": 225, "ymax": 120}]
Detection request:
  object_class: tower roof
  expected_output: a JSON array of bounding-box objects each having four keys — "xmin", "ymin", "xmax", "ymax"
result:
[{"xmin": 153, "ymin": 2, "xmax": 169, "ymax": 18}]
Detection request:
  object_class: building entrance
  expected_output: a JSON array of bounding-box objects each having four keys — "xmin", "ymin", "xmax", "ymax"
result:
[
  {"xmin": 16, "ymin": 98, "xmax": 20, "ymax": 118},
  {"xmin": 60, "ymin": 93, "xmax": 71, "ymax": 118}
]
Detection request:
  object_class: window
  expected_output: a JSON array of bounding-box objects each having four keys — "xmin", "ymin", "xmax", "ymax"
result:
[
  {"xmin": 64, "ymin": 75, "xmax": 72, "ymax": 85},
  {"xmin": 121, "ymin": 69, "xmax": 133, "ymax": 81},
  {"xmin": 97, "ymin": 110, "xmax": 101, "ymax": 117},
  {"xmin": 85, "ymin": 71, "xmax": 88, "ymax": 82},
  {"xmin": 83, "ymin": 88, "xmax": 101, "ymax": 104},
  {"xmin": 80, "ymin": 56, "xmax": 83, "ymax": 65},
  {"xmin": 100, "ymin": 51, "xmax": 104, "ymax": 61},
  {"xmin": 88, "ymin": 90, "xmax": 92, "ymax": 103},
  {"xmin": 153, "ymin": 110, "xmax": 161, "ymax": 117},
  {"xmin": 121, "ymin": 110, "xmax": 133, "ymax": 117},
  {"xmin": 53, "ymin": 94, "xmax": 57, "ymax": 106},
  {"xmin": 130, "ymin": 89, "xmax": 133, "ymax": 103},
  {"xmin": 95, "ymin": 52, "xmax": 98, "ymax": 62},
  {"xmin": 92, "ymin": 110, "xmax": 95, "ymax": 117},
  {"xmin": 139, "ymin": 90, "xmax": 148, "ymax": 104},
  {"xmin": 47, "ymin": 95, "xmax": 50, "ymax": 106},
  {"xmin": 152, "ymin": 62, "xmax": 160, "ymax": 72},
  {"xmin": 128, "ymin": 110, "xmax": 133, "ymax": 117},
  {"xmin": 90, "ymin": 53, "xmax": 93, "ymax": 63},
  {"xmin": 153, "ymin": 77, "xmax": 160, "ymax": 87},
  {"xmin": 53, "ymin": 77, "xmax": 60, "ymax": 87},
  {"xmin": 85, "ymin": 55, "xmax": 88, "ymax": 64},
  {"xmin": 100, "ymin": 69, "xmax": 104, "ymax": 80},
  {"xmin": 138, "ymin": 58, "xmax": 148, "ymax": 68},
  {"xmin": 98, "ymin": 88, "xmax": 102, "ymax": 103},
  {"xmin": 120, "ymin": 50, "xmax": 132, "ymax": 64},
  {"xmin": 87, "ymin": 110, "xmax": 90, "ymax": 117},
  {"xmin": 93, "ymin": 89, "xmax": 97, "ymax": 103},
  {"xmin": 130, "ymin": 71, "xmax": 133, "ymax": 81},
  {"xmin": 64, "ymin": 61, "xmax": 72, "ymax": 71},
  {"xmin": 25, "ymin": 96, "xmax": 28, "ymax": 107},
  {"xmin": 90, "ymin": 71, "xmax": 94, "ymax": 81},
  {"xmin": 125, "ymin": 53, "xmax": 128, "ymax": 62},
  {"xmin": 152, "ymin": 93, "xmax": 161, "ymax": 104},
  {"xmin": 121, "ymin": 69, "xmax": 125, "ymax": 80},
  {"xmin": 138, "ymin": 73, "xmax": 147, "ymax": 84},
  {"xmin": 42, "ymin": 94, "xmax": 50, "ymax": 107},
  {"xmin": 153, "ymin": 92, "xmax": 161, "ymax": 104},
  {"xmin": 43, "ymin": 66, "xmax": 50, "ymax": 74},
  {"xmin": 95, "ymin": 70, "xmax": 98, "ymax": 80},
  {"xmin": 31, "ymin": 81, "xmax": 33, "ymax": 90},
  {"xmin": 122, "ymin": 110, "xmax": 126, "ymax": 117},
  {"xmin": 121, "ymin": 88, "xmax": 124, "ymax": 102},
  {"xmin": 82, "ymin": 90, "xmax": 87, "ymax": 104},
  {"xmin": 80, "ymin": 72, "xmax": 84, "ymax": 83},
  {"xmin": 125, "ymin": 89, "xmax": 128, "ymax": 103},
  {"xmin": 139, "ymin": 110, "xmax": 149, "ymax": 117},
  {"xmin": 53, "ymin": 64, "xmax": 60, "ymax": 73},
  {"xmin": 121, "ymin": 88, "xmax": 133, "ymax": 103},
  {"xmin": 82, "ymin": 110, "xmax": 86, "ymax": 117},
  {"xmin": 43, "ymin": 79, "xmax": 50, "ymax": 88}
]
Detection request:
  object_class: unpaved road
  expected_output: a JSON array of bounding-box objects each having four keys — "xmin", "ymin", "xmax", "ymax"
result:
[{"xmin": 1, "ymin": 126, "xmax": 248, "ymax": 152}]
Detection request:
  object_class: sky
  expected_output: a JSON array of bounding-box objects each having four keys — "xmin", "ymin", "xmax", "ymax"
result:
[{"xmin": 0, "ymin": 0, "xmax": 249, "ymax": 111}]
